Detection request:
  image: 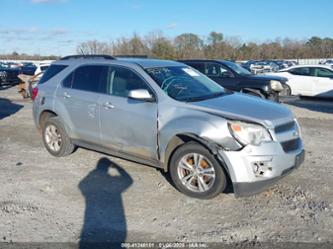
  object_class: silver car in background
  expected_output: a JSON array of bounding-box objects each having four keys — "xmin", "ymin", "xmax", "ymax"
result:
[{"xmin": 32, "ymin": 55, "xmax": 304, "ymax": 199}]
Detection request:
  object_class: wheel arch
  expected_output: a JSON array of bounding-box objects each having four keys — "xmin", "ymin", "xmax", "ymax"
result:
[
  {"xmin": 163, "ymin": 133, "xmax": 233, "ymax": 192},
  {"xmin": 39, "ymin": 110, "xmax": 58, "ymax": 130},
  {"xmin": 241, "ymin": 88, "xmax": 266, "ymax": 98},
  {"xmin": 163, "ymin": 133, "xmax": 227, "ymax": 172}
]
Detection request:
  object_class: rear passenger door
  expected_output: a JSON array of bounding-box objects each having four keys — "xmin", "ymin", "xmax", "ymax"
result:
[
  {"xmin": 98, "ymin": 65, "xmax": 158, "ymax": 161},
  {"xmin": 287, "ymin": 67, "xmax": 313, "ymax": 96},
  {"xmin": 56, "ymin": 65, "xmax": 107, "ymax": 143}
]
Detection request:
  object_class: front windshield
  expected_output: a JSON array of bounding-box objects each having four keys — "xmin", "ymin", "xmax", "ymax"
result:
[
  {"xmin": 146, "ymin": 66, "xmax": 225, "ymax": 102},
  {"xmin": 223, "ymin": 61, "xmax": 251, "ymax": 76}
]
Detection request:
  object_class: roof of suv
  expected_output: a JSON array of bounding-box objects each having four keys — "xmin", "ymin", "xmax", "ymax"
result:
[
  {"xmin": 54, "ymin": 55, "xmax": 184, "ymax": 69},
  {"xmin": 118, "ymin": 58, "xmax": 184, "ymax": 68},
  {"xmin": 179, "ymin": 59, "xmax": 236, "ymax": 65}
]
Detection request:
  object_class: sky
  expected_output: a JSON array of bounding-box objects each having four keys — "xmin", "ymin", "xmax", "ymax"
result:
[{"xmin": 1, "ymin": 0, "xmax": 333, "ymax": 55}]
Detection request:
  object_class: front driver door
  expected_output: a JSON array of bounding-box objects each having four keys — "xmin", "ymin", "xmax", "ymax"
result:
[
  {"xmin": 98, "ymin": 65, "xmax": 158, "ymax": 161},
  {"xmin": 312, "ymin": 67, "xmax": 333, "ymax": 97}
]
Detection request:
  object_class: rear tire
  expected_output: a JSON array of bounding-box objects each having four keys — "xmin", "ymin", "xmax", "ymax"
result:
[
  {"xmin": 42, "ymin": 117, "xmax": 75, "ymax": 157},
  {"xmin": 169, "ymin": 142, "xmax": 227, "ymax": 199}
]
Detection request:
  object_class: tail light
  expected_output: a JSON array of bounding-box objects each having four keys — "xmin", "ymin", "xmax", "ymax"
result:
[{"xmin": 32, "ymin": 87, "xmax": 38, "ymax": 100}]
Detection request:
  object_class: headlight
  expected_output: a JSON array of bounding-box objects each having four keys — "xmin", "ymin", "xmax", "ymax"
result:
[
  {"xmin": 270, "ymin": 80, "xmax": 284, "ymax": 91},
  {"xmin": 294, "ymin": 118, "xmax": 302, "ymax": 138},
  {"xmin": 228, "ymin": 121, "xmax": 272, "ymax": 146}
]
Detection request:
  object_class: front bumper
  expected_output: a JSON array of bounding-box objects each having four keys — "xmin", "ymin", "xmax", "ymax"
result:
[
  {"xmin": 218, "ymin": 141, "xmax": 305, "ymax": 197},
  {"xmin": 233, "ymin": 150, "xmax": 305, "ymax": 196}
]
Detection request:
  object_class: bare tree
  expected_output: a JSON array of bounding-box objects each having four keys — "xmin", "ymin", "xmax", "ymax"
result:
[{"xmin": 76, "ymin": 40, "xmax": 112, "ymax": 55}]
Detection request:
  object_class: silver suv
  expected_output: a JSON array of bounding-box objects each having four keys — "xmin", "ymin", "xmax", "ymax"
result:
[{"xmin": 33, "ymin": 55, "xmax": 305, "ymax": 199}]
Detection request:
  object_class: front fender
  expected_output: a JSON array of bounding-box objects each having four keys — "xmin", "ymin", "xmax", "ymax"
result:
[{"xmin": 159, "ymin": 115, "xmax": 241, "ymax": 166}]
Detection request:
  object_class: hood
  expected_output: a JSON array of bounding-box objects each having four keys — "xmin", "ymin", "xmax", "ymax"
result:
[
  {"xmin": 186, "ymin": 93, "xmax": 294, "ymax": 128},
  {"xmin": 245, "ymin": 74, "xmax": 287, "ymax": 83}
]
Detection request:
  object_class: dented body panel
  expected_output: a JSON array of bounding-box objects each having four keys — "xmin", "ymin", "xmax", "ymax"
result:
[{"xmin": 33, "ymin": 57, "xmax": 304, "ymax": 197}]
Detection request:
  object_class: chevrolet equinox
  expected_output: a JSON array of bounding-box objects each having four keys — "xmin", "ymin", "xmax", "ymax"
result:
[{"xmin": 32, "ymin": 55, "xmax": 305, "ymax": 199}]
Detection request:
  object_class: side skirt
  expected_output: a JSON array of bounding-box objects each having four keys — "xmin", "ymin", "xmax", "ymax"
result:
[{"xmin": 72, "ymin": 139, "xmax": 163, "ymax": 169}]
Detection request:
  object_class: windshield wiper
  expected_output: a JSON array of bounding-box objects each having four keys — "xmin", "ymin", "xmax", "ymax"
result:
[{"xmin": 182, "ymin": 92, "xmax": 225, "ymax": 102}]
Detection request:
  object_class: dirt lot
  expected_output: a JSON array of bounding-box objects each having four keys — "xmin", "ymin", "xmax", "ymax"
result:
[{"xmin": 0, "ymin": 86, "xmax": 332, "ymax": 246}]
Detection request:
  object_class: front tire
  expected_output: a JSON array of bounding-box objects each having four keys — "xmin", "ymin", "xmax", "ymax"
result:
[
  {"xmin": 267, "ymin": 92, "xmax": 280, "ymax": 102},
  {"xmin": 280, "ymin": 84, "xmax": 291, "ymax": 97},
  {"xmin": 169, "ymin": 142, "xmax": 227, "ymax": 199},
  {"xmin": 42, "ymin": 117, "xmax": 75, "ymax": 157}
]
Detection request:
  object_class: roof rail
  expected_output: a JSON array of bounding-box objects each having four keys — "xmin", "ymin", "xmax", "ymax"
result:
[
  {"xmin": 115, "ymin": 55, "xmax": 148, "ymax": 58},
  {"xmin": 60, "ymin": 54, "xmax": 116, "ymax": 60}
]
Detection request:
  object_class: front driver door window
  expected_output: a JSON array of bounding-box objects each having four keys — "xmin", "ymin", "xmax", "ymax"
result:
[
  {"xmin": 98, "ymin": 66, "xmax": 158, "ymax": 161},
  {"xmin": 205, "ymin": 62, "xmax": 236, "ymax": 89}
]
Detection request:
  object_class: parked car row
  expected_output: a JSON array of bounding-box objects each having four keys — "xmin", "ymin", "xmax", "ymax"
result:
[
  {"xmin": 0, "ymin": 61, "xmax": 50, "ymax": 86},
  {"xmin": 32, "ymin": 55, "xmax": 305, "ymax": 199},
  {"xmin": 241, "ymin": 60, "xmax": 298, "ymax": 74},
  {"xmin": 0, "ymin": 62, "xmax": 21, "ymax": 84},
  {"xmin": 267, "ymin": 64, "xmax": 333, "ymax": 98},
  {"xmin": 319, "ymin": 59, "xmax": 333, "ymax": 68}
]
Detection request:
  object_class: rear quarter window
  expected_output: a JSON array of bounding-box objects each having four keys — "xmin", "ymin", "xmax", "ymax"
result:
[{"xmin": 39, "ymin": 65, "xmax": 68, "ymax": 84}]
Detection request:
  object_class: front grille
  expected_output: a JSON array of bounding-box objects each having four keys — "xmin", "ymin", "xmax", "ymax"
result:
[
  {"xmin": 281, "ymin": 138, "xmax": 301, "ymax": 153},
  {"xmin": 275, "ymin": 121, "xmax": 296, "ymax": 133}
]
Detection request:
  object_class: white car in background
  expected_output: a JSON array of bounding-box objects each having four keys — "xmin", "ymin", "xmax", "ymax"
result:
[
  {"xmin": 34, "ymin": 62, "xmax": 50, "ymax": 75},
  {"xmin": 268, "ymin": 65, "xmax": 333, "ymax": 98}
]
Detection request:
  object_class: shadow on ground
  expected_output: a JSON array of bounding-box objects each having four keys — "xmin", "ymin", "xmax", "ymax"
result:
[
  {"xmin": 0, "ymin": 84, "xmax": 14, "ymax": 91},
  {"xmin": 282, "ymin": 96, "xmax": 333, "ymax": 114},
  {"xmin": 0, "ymin": 97, "xmax": 23, "ymax": 120},
  {"xmin": 79, "ymin": 157, "xmax": 133, "ymax": 248}
]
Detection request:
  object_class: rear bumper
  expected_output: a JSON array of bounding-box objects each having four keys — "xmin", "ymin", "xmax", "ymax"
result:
[{"xmin": 233, "ymin": 149, "xmax": 304, "ymax": 197}]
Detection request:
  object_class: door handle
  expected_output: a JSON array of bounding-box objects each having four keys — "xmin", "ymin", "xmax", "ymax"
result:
[
  {"xmin": 63, "ymin": 92, "xmax": 71, "ymax": 98},
  {"xmin": 103, "ymin": 102, "xmax": 115, "ymax": 109}
]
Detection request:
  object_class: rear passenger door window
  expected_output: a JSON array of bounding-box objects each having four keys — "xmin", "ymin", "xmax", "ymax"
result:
[
  {"xmin": 106, "ymin": 66, "xmax": 152, "ymax": 98},
  {"xmin": 72, "ymin": 65, "xmax": 108, "ymax": 93}
]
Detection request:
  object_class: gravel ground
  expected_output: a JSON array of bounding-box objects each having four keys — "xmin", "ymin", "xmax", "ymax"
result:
[{"xmin": 0, "ymin": 86, "xmax": 332, "ymax": 246}]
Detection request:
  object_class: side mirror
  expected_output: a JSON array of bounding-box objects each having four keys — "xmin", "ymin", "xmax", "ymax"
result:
[{"xmin": 128, "ymin": 89, "xmax": 155, "ymax": 102}]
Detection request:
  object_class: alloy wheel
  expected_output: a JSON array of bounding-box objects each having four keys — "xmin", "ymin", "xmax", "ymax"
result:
[{"xmin": 177, "ymin": 153, "xmax": 216, "ymax": 193}]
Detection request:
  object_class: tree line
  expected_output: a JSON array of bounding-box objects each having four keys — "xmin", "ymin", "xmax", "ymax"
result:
[
  {"xmin": 1, "ymin": 32, "xmax": 332, "ymax": 61},
  {"xmin": 0, "ymin": 51, "xmax": 59, "ymax": 61},
  {"xmin": 76, "ymin": 32, "xmax": 333, "ymax": 60}
]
